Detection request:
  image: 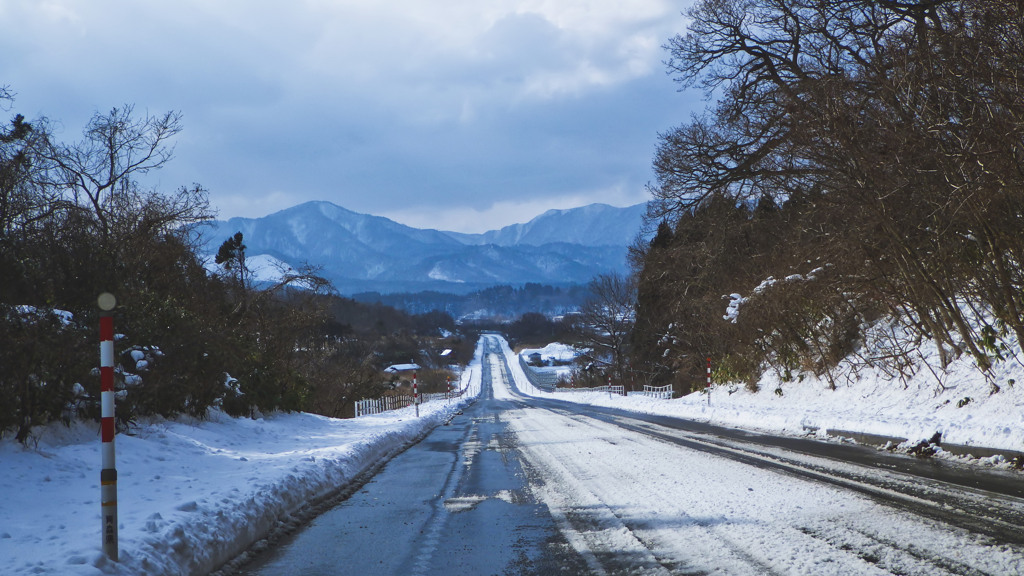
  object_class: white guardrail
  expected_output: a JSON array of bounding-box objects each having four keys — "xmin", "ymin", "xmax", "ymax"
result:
[
  {"xmin": 557, "ymin": 384, "xmax": 626, "ymax": 396},
  {"xmin": 518, "ymin": 357, "xmax": 675, "ymax": 400},
  {"xmin": 354, "ymin": 388, "xmax": 468, "ymax": 417},
  {"xmin": 557, "ymin": 383, "xmax": 674, "ymax": 399},
  {"xmin": 629, "ymin": 384, "xmax": 674, "ymax": 399}
]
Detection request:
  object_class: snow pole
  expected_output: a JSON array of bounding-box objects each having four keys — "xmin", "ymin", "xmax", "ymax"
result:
[
  {"xmin": 98, "ymin": 293, "xmax": 118, "ymax": 561},
  {"xmin": 413, "ymin": 372, "xmax": 419, "ymax": 417},
  {"xmin": 706, "ymin": 357, "xmax": 712, "ymax": 407}
]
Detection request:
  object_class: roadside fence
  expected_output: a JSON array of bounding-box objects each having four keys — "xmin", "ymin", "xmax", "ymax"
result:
[
  {"xmin": 518, "ymin": 356, "xmax": 559, "ymax": 392},
  {"xmin": 555, "ymin": 384, "xmax": 625, "ymax": 396},
  {"xmin": 355, "ymin": 395, "xmax": 414, "ymax": 417},
  {"xmin": 355, "ymin": 386, "xmax": 469, "ymax": 418},
  {"xmin": 628, "ymin": 384, "xmax": 674, "ymax": 399}
]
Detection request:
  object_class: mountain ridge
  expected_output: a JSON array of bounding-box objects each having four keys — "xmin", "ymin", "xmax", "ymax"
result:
[{"xmin": 198, "ymin": 200, "xmax": 647, "ymax": 294}]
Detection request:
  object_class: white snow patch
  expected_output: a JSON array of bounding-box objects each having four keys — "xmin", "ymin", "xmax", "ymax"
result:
[{"xmin": 427, "ymin": 264, "xmax": 465, "ymax": 283}]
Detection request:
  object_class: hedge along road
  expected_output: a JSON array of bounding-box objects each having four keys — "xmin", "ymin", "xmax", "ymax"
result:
[{"xmin": 237, "ymin": 335, "xmax": 1024, "ymax": 575}]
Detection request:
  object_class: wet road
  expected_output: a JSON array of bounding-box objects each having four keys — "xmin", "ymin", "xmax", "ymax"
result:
[{"xmin": 237, "ymin": 344, "xmax": 589, "ymax": 576}]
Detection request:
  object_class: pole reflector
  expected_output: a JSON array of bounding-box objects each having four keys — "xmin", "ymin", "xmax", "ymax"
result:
[{"xmin": 98, "ymin": 293, "xmax": 118, "ymax": 561}]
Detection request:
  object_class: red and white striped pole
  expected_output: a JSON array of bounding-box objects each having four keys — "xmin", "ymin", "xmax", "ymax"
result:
[
  {"xmin": 413, "ymin": 372, "xmax": 419, "ymax": 417},
  {"xmin": 98, "ymin": 293, "xmax": 118, "ymax": 561},
  {"xmin": 706, "ymin": 357, "xmax": 712, "ymax": 407}
]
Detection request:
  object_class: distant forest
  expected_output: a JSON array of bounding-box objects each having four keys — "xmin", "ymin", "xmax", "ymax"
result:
[{"xmin": 352, "ymin": 282, "xmax": 591, "ymax": 320}]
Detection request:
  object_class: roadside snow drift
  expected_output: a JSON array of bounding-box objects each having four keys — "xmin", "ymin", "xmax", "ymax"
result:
[{"xmin": 0, "ymin": 348, "xmax": 482, "ymax": 576}]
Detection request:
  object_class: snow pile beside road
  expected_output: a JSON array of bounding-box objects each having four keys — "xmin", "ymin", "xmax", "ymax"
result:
[
  {"xmin": 507, "ymin": 336, "xmax": 1024, "ymax": 458},
  {"xmin": 518, "ymin": 343, "xmax": 576, "ymax": 364},
  {"xmin": 0, "ymin": 356, "xmax": 483, "ymax": 576}
]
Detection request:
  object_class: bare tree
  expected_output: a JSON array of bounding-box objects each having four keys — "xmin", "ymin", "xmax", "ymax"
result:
[
  {"xmin": 36, "ymin": 105, "xmax": 184, "ymax": 242},
  {"xmin": 0, "ymin": 98, "xmax": 54, "ymax": 248},
  {"xmin": 576, "ymin": 273, "xmax": 637, "ymax": 386},
  {"xmin": 640, "ymin": 0, "xmax": 1024, "ymax": 385}
]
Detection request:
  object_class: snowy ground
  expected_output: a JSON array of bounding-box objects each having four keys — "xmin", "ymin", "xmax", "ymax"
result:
[
  {"xmin": 515, "ymin": 343, "xmax": 1024, "ymax": 462},
  {"xmin": 498, "ymin": 337, "xmax": 1024, "ymax": 575},
  {"xmin": 0, "ymin": 346, "xmax": 484, "ymax": 576},
  {"xmin": 3, "ymin": 334, "xmax": 1023, "ymax": 576}
]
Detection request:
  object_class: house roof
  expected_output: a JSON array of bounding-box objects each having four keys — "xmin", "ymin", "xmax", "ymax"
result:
[{"xmin": 384, "ymin": 363, "xmax": 420, "ymax": 374}]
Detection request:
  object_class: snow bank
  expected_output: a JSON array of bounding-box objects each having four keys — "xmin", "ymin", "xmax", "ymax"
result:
[
  {"xmin": 0, "ymin": 349, "xmax": 483, "ymax": 576},
  {"xmin": 508, "ymin": 337, "xmax": 1024, "ymax": 459},
  {"xmin": 518, "ymin": 343, "xmax": 576, "ymax": 364}
]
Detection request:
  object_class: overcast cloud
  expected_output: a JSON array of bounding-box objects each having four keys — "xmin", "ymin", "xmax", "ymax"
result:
[{"xmin": 2, "ymin": 0, "xmax": 699, "ymax": 232}]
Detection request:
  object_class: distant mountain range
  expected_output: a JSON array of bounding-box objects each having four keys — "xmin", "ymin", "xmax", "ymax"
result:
[{"xmin": 196, "ymin": 201, "xmax": 647, "ymax": 294}]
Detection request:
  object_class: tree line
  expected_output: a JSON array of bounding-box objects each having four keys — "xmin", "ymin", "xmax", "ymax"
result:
[
  {"xmin": 353, "ymin": 282, "xmax": 592, "ymax": 320},
  {"xmin": 626, "ymin": 0, "xmax": 1024, "ymax": 394},
  {"xmin": 0, "ymin": 92, "xmax": 465, "ymax": 442}
]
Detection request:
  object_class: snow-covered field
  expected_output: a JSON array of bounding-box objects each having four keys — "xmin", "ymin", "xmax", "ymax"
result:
[{"xmin": 3, "ymin": 334, "xmax": 1023, "ymax": 576}]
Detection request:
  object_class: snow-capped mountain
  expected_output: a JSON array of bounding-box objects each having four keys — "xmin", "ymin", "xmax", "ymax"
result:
[
  {"xmin": 196, "ymin": 201, "xmax": 646, "ymax": 293},
  {"xmin": 444, "ymin": 203, "xmax": 648, "ymax": 247}
]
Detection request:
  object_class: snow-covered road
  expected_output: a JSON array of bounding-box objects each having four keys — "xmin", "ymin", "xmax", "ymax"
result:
[
  {"xmin": 488, "ymin": 336, "xmax": 1024, "ymax": 575},
  {"xmin": 5, "ymin": 334, "xmax": 1023, "ymax": 575},
  {"xmin": 239, "ymin": 335, "xmax": 1024, "ymax": 575}
]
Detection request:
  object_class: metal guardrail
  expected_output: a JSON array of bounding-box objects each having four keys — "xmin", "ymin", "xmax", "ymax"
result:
[{"xmin": 518, "ymin": 356, "xmax": 559, "ymax": 392}]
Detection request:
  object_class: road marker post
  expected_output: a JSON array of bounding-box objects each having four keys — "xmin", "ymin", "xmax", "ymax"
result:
[
  {"xmin": 98, "ymin": 293, "xmax": 118, "ymax": 561},
  {"xmin": 706, "ymin": 357, "xmax": 712, "ymax": 407},
  {"xmin": 414, "ymin": 372, "xmax": 419, "ymax": 417}
]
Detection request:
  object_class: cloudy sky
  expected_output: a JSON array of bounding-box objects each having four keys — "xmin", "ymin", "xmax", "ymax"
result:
[{"xmin": 2, "ymin": 0, "xmax": 700, "ymax": 233}]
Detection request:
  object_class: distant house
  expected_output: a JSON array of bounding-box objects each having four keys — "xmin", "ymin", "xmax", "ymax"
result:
[
  {"xmin": 527, "ymin": 352, "xmax": 544, "ymax": 366},
  {"xmin": 384, "ymin": 363, "xmax": 421, "ymax": 374}
]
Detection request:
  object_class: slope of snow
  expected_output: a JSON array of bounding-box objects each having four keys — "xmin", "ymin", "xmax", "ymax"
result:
[
  {"xmin": 245, "ymin": 254, "xmax": 295, "ymax": 283},
  {"xmin": 509, "ymin": 338, "xmax": 1024, "ymax": 460},
  {"xmin": 0, "ymin": 344, "xmax": 484, "ymax": 576},
  {"xmin": 492, "ymin": 344, "xmax": 1024, "ymax": 575},
  {"xmin": 467, "ymin": 203, "xmax": 648, "ymax": 247}
]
